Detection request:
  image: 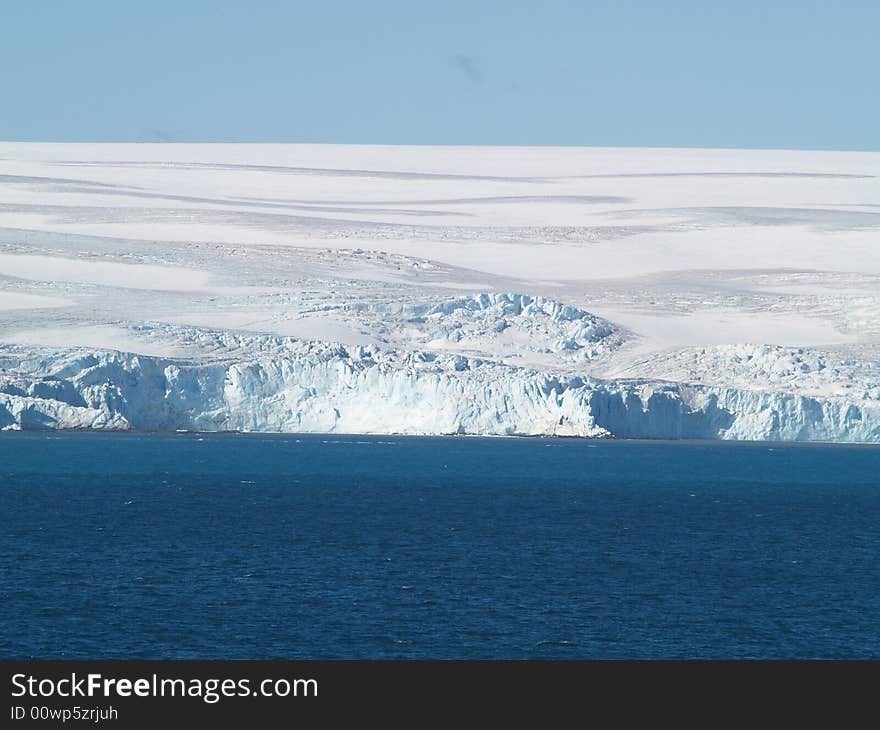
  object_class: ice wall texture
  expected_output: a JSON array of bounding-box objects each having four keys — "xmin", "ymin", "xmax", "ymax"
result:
[{"xmin": 1, "ymin": 340, "xmax": 878, "ymax": 441}]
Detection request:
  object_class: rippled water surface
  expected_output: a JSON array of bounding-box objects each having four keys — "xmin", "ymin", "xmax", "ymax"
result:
[{"xmin": 1, "ymin": 433, "xmax": 878, "ymax": 658}]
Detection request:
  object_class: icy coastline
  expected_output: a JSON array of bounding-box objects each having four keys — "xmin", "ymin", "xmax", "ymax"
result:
[
  {"xmin": 2, "ymin": 338, "xmax": 877, "ymax": 442},
  {"xmin": 1, "ymin": 143, "xmax": 879, "ymax": 441}
]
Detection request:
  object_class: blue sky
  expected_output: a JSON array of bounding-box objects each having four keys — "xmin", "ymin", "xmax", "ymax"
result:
[{"xmin": 2, "ymin": 1, "xmax": 878, "ymax": 149}]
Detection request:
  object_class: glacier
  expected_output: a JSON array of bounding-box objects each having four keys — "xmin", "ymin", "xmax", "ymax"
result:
[
  {"xmin": 1, "ymin": 332, "xmax": 878, "ymax": 441},
  {"xmin": 1, "ymin": 143, "xmax": 879, "ymax": 441}
]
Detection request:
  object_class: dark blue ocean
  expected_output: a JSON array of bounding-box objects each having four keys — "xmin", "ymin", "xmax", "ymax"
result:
[{"xmin": 1, "ymin": 433, "xmax": 879, "ymax": 659}]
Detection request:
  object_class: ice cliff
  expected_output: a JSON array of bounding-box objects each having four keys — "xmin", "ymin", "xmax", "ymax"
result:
[{"xmin": 2, "ymin": 335, "xmax": 878, "ymax": 442}]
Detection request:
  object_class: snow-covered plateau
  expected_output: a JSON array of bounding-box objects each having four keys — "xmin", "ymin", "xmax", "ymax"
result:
[{"xmin": 1, "ymin": 143, "xmax": 879, "ymax": 441}]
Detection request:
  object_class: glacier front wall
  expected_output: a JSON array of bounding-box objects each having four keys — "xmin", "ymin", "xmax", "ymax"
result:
[{"xmin": 1, "ymin": 347, "xmax": 878, "ymax": 442}]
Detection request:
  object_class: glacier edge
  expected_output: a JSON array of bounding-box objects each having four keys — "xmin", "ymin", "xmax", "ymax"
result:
[{"xmin": 1, "ymin": 344, "xmax": 878, "ymax": 443}]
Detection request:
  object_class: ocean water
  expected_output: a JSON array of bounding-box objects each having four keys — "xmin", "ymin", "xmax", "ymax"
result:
[{"xmin": 1, "ymin": 432, "xmax": 879, "ymax": 659}]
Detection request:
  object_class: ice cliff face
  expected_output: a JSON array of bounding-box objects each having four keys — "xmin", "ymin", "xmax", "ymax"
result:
[{"xmin": 2, "ymin": 335, "xmax": 878, "ymax": 441}]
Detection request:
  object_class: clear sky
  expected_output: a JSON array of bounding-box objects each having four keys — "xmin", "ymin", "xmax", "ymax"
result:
[{"xmin": 2, "ymin": 0, "xmax": 878, "ymax": 150}]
